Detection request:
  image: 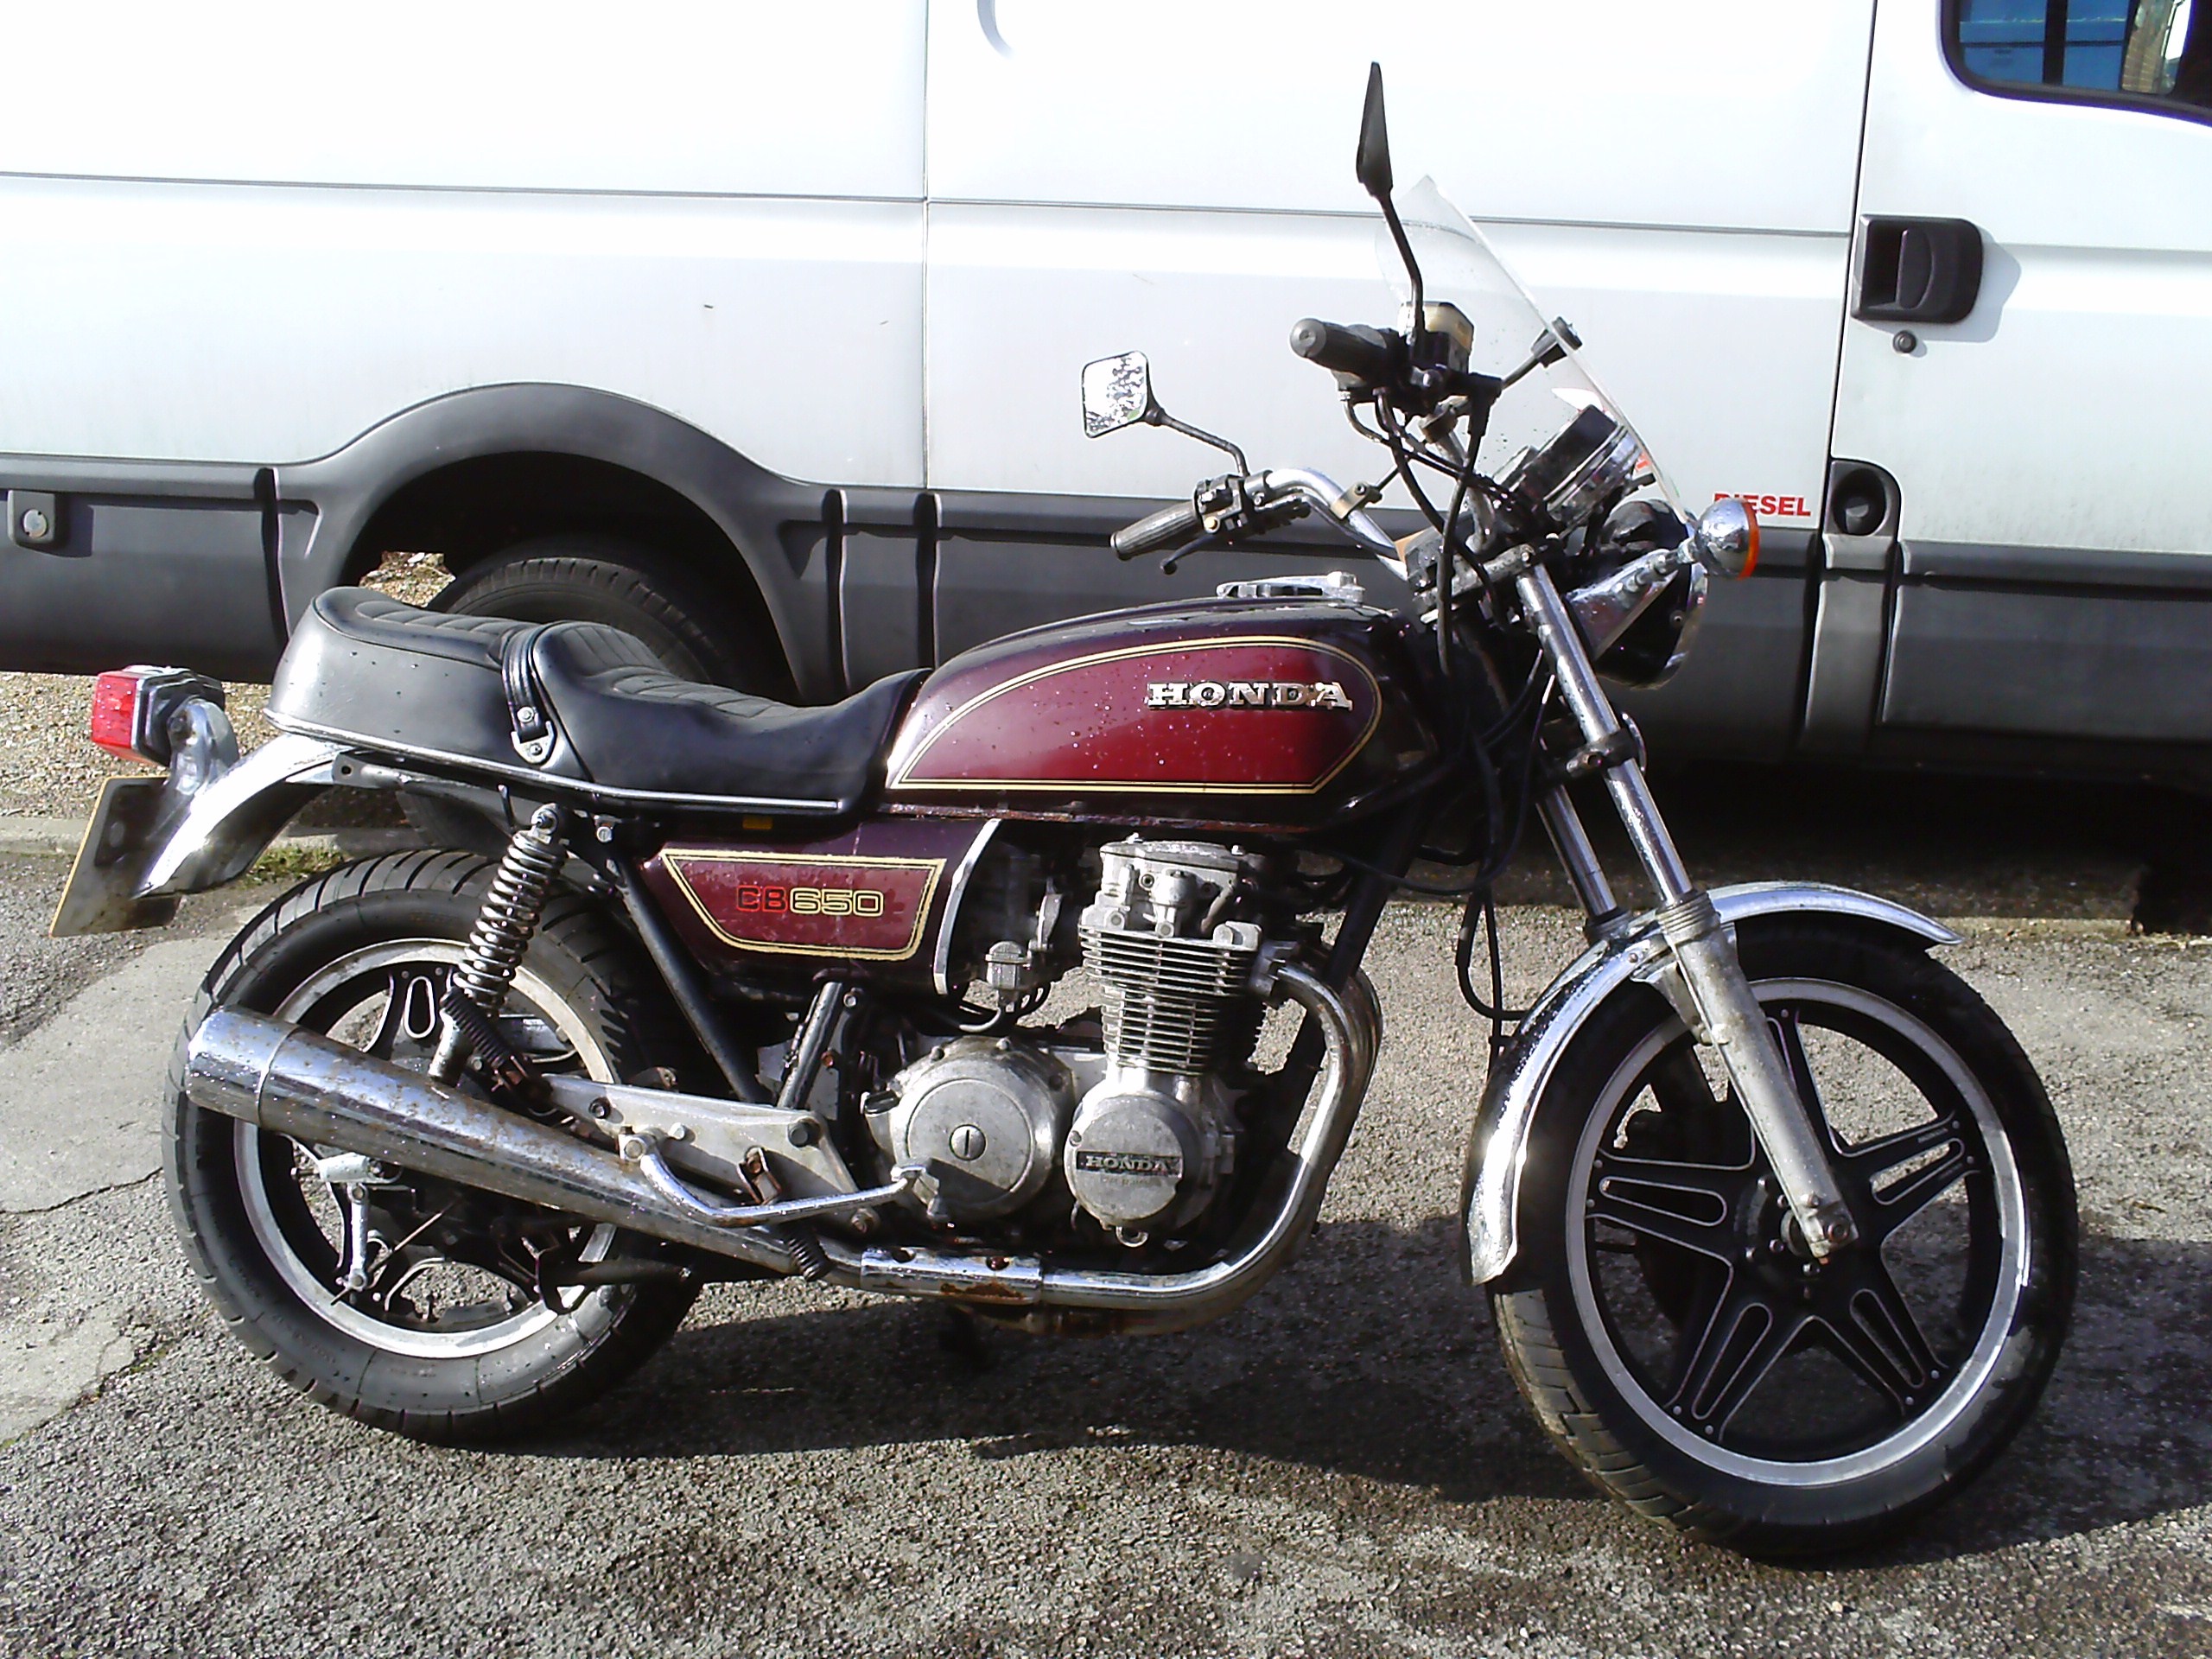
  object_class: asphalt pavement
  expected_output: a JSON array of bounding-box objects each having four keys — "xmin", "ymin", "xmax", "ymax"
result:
[{"xmin": 0, "ymin": 784, "xmax": 2207, "ymax": 1658}]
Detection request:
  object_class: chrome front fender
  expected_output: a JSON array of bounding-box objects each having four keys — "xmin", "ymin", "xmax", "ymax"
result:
[{"xmin": 1459, "ymin": 882, "xmax": 1959, "ymax": 1285}]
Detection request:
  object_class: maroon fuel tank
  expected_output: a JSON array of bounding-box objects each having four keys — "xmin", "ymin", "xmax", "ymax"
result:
[{"xmin": 880, "ymin": 598, "xmax": 1441, "ymax": 830}]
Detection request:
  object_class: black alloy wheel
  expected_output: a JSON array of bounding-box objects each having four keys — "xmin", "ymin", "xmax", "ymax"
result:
[{"xmin": 1491, "ymin": 916, "xmax": 2075, "ymax": 1554}]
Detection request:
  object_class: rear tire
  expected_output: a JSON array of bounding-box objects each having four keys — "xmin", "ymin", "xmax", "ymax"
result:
[
  {"xmin": 166, "ymin": 850, "xmax": 699, "ymax": 1441},
  {"xmin": 1489, "ymin": 917, "xmax": 2075, "ymax": 1555}
]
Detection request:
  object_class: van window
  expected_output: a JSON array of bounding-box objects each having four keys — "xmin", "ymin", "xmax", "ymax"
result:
[{"xmin": 1948, "ymin": 0, "xmax": 2212, "ymax": 112}]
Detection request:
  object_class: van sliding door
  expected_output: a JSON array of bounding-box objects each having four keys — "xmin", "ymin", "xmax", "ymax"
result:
[{"xmin": 922, "ymin": 3, "xmax": 1875, "ymax": 761}]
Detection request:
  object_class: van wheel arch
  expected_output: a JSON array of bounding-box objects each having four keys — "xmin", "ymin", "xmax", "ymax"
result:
[
  {"xmin": 274, "ymin": 385, "xmax": 833, "ymax": 701},
  {"xmin": 345, "ymin": 454, "xmax": 793, "ymax": 697}
]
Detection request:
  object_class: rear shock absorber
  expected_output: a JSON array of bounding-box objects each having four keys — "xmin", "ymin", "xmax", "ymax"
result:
[{"xmin": 429, "ymin": 804, "xmax": 568, "ymax": 1084}]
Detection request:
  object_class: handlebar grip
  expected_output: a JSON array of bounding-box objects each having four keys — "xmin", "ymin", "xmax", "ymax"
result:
[
  {"xmin": 1111, "ymin": 499, "xmax": 1205, "ymax": 559},
  {"xmin": 1289, "ymin": 317, "xmax": 1402, "ymax": 385}
]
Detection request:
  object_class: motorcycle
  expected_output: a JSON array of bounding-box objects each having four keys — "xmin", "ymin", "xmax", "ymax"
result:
[{"xmin": 54, "ymin": 67, "xmax": 2073, "ymax": 1554}]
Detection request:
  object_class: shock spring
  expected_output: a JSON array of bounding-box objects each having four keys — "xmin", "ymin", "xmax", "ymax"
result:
[{"xmin": 429, "ymin": 804, "xmax": 568, "ymax": 1082}]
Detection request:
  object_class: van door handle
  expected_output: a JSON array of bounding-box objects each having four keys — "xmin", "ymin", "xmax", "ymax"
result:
[{"xmin": 1852, "ymin": 216, "xmax": 1984, "ymax": 325}]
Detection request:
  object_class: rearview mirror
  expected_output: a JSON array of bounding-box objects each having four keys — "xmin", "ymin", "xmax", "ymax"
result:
[
  {"xmin": 1081, "ymin": 351, "xmax": 1157, "ymax": 438},
  {"xmin": 1356, "ymin": 62, "xmax": 1393, "ymax": 200}
]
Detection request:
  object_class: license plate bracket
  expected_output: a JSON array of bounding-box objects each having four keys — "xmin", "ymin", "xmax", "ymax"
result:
[{"xmin": 49, "ymin": 777, "xmax": 181, "ymax": 937}]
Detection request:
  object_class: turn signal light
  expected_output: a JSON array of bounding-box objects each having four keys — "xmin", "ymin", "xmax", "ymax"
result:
[{"xmin": 1692, "ymin": 497, "xmax": 1760, "ymax": 578}]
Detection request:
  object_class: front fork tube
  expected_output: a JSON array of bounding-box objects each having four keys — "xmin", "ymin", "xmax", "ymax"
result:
[{"xmin": 1515, "ymin": 564, "xmax": 1857, "ymax": 1255}]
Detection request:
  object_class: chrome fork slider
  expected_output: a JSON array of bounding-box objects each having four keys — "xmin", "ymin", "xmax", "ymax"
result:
[{"xmin": 1514, "ymin": 560, "xmax": 1854, "ymax": 1255}]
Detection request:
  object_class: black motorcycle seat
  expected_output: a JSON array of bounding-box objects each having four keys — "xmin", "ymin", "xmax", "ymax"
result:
[{"xmin": 266, "ymin": 588, "xmax": 921, "ymax": 812}]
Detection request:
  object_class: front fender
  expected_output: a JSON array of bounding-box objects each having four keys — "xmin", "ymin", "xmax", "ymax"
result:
[{"xmin": 1459, "ymin": 882, "xmax": 1959, "ymax": 1285}]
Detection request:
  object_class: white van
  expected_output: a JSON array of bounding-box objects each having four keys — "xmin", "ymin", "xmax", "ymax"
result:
[{"xmin": 2, "ymin": 1, "xmax": 2207, "ymax": 784}]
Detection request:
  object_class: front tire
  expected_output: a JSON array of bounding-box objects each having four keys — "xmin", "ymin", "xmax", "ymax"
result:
[
  {"xmin": 166, "ymin": 851, "xmax": 699, "ymax": 1440},
  {"xmin": 1490, "ymin": 917, "xmax": 2075, "ymax": 1554}
]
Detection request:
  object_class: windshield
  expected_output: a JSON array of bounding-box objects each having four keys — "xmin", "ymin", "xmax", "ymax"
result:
[{"xmin": 1387, "ymin": 178, "xmax": 1685, "ymax": 525}]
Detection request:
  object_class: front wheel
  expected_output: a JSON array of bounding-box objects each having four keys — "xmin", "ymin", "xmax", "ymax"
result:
[{"xmin": 1490, "ymin": 916, "xmax": 2075, "ymax": 1554}]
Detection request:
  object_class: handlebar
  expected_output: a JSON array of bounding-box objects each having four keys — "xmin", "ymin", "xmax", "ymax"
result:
[
  {"xmin": 1108, "ymin": 468, "xmax": 1406, "ymax": 579},
  {"xmin": 1109, "ymin": 499, "xmax": 1205, "ymax": 559},
  {"xmin": 1289, "ymin": 317, "xmax": 1404, "ymax": 386}
]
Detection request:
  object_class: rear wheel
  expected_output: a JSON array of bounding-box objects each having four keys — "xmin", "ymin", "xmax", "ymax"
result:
[
  {"xmin": 1490, "ymin": 917, "xmax": 2075, "ymax": 1554},
  {"xmin": 166, "ymin": 851, "xmax": 698, "ymax": 1440}
]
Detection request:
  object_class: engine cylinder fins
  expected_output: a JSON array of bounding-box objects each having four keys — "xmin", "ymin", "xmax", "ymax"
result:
[
  {"xmin": 1081, "ymin": 837, "xmax": 1269, "ymax": 1078},
  {"xmin": 1083, "ymin": 927, "xmax": 1266, "ymax": 1074},
  {"xmin": 868, "ymin": 1037, "xmax": 1074, "ymax": 1222}
]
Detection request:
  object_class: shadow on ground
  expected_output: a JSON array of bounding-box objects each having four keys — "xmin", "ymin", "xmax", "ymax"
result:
[{"xmin": 525, "ymin": 1214, "xmax": 2212, "ymax": 1563}]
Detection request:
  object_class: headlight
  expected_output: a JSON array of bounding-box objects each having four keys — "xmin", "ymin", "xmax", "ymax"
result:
[
  {"xmin": 1690, "ymin": 496, "xmax": 1760, "ymax": 578},
  {"xmin": 1567, "ymin": 499, "xmax": 1708, "ymax": 690}
]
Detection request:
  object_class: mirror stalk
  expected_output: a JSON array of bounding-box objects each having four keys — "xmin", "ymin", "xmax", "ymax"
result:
[
  {"xmin": 1147, "ymin": 410, "xmax": 1248, "ymax": 476},
  {"xmin": 1377, "ymin": 195, "xmax": 1427, "ymax": 364}
]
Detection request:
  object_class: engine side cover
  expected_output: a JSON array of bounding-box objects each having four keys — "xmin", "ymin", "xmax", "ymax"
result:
[
  {"xmin": 1064, "ymin": 1070, "xmax": 1234, "ymax": 1233},
  {"xmin": 870, "ymin": 1038, "xmax": 1073, "ymax": 1222}
]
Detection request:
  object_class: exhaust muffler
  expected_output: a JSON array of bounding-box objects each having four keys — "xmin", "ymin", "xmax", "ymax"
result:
[
  {"xmin": 181, "ymin": 1007, "xmax": 796, "ymax": 1275},
  {"xmin": 183, "ymin": 958, "xmax": 1370, "ymax": 1330}
]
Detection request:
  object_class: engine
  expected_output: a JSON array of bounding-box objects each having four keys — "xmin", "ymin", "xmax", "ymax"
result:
[
  {"xmin": 865, "ymin": 836, "xmax": 1273, "ymax": 1242},
  {"xmin": 1064, "ymin": 839, "xmax": 1263, "ymax": 1236}
]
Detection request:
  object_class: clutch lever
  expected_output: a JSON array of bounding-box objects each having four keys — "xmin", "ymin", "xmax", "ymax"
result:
[{"xmin": 1160, "ymin": 531, "xmax": 1222, "ymax": 575}]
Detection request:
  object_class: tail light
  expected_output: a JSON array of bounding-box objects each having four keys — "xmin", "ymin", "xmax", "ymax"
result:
[{"xmin": 88, "ymin": 667, "xmax": 226, "ymax": 766}]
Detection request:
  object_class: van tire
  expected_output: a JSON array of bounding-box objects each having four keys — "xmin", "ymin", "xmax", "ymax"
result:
[{"xmin": 432, "ymin": 534, "xmax": 758, "ymax": 689}]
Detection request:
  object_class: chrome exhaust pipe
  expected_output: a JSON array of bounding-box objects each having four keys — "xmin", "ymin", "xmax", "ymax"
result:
[
  {"xmin": 184, "ymin": 962, "xmax": 1370, "ymax": 1332},
  {"xmin": 181, "ymin": 1007, "xmax": 795, "ymax": 1275},
  {"xmin": 816, "ymin": 963, "xmax": 1374, "ymax": 1333}
]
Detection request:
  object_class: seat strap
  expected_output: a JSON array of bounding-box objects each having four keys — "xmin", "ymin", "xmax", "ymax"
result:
[{"xmin": 500, "ymin": 624, "xmax": 556, "ymax": 764}]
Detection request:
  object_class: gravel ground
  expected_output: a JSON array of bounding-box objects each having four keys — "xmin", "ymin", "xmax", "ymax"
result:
[
  {"xmin": 0, "ymin": 803, "xmax": 2206, "ymax": 1656},
  {"xmin": 0, "ymin": 552, "xmax": 447, "ymax": 821}
]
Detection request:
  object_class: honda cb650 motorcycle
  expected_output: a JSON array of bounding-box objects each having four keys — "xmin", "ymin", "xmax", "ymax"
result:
[{"xmin": 55, "ymin": 69, "xmax": 2072, "ymax": 1554}]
